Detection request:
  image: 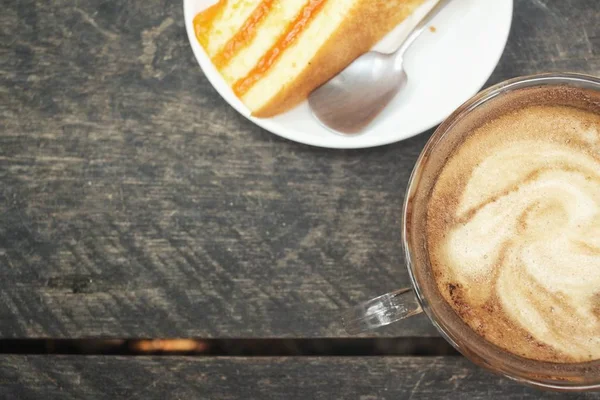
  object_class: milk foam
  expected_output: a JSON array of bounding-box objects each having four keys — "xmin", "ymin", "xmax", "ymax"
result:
[{"xmin": 428, "ymin": 104, "xmax": 600, "ymax": 362}]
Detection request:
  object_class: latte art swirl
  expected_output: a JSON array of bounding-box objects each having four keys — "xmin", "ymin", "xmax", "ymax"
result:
[{"xmin": 428, "ymin": 104, "xmax": 600, "ymax": 362}]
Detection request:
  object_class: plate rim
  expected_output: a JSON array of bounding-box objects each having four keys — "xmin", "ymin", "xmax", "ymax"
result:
[{"xmin": 183, "ymin": 0, "xmax": 514, "ymax": 149}]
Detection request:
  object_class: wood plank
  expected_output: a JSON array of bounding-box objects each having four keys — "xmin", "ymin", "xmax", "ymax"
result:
[
  {"xmin": 1, "ymin": 356, "xmax": 598, "ymax": 400},
  {"xmin": 0, "ymin": 0, "xmax": 598, "ymax": 338}
]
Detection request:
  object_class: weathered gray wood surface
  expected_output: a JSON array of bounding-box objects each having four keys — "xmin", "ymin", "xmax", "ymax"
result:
[
  {"xmin": 1, "ymin": 0, "xmax": 599, "ymax": 338},
  {"xmin": 1, "ymin": 356, "xmax": 598, "ymax": 400}
]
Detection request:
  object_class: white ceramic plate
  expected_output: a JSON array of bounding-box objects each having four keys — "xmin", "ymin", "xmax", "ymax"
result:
[{"xmin": 184, "ymin": 0, "xmax": 513, "ymax": 149}]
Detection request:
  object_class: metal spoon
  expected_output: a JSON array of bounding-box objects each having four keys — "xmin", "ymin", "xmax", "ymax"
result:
[{"xmin": 308, "ymin": 0, "xmax": 452, "ymax": 135}]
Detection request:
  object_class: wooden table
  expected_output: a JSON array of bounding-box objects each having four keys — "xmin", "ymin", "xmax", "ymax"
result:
[{"xmin": 1, "ymin": 0, "xmax": 599, "ymax": 398}]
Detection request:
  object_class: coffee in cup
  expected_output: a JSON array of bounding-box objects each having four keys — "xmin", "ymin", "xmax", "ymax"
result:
[{"xmin": 426, "ymin": 84, "xmax": 600, "ymax": 363}]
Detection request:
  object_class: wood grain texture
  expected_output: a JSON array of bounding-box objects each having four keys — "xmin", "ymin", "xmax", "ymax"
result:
[
  {"xmin": 1, "ymin": 356, "xmax": 599, "ymax": 400},
  {"xmin": 0, "ymin": 0, "xmax": 599, "ymax": 338}
]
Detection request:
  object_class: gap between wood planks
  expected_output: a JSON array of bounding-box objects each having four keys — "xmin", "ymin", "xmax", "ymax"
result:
[{"xmin": 0, "ymin": 338, "xmax": 459, "ymax": 356}]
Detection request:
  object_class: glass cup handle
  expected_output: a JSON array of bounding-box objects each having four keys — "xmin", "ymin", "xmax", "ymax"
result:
[{"xmin": 341, "ymin": 288, "xmax": 423, "ymax": 334}]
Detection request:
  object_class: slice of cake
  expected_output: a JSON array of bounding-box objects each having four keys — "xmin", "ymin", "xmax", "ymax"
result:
[{"xmin": 194, "ymin": 0, "xmax": 425, "ymax": 117}]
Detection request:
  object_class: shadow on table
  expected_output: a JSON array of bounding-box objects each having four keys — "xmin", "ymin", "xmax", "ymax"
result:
[{"xmin": 0, "ymin": 337, "xmax": 459, "ymax": 356}]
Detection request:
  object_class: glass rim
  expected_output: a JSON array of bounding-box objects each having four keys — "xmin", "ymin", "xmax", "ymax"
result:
[{"xmin": 401, "ymin": 72, "xmax": 600, "ymax": 391}]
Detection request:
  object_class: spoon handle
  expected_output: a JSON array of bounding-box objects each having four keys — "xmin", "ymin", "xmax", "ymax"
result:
[{"xmin": 394, "ymin": 0, "xmax": 453, "ymax": 59}]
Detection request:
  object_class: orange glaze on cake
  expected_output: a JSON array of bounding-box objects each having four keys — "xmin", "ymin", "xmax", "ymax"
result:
[
  {"xmin": 195, "ymin": 0, "xmax": 329, "ymax": 97},
  {"xmin": 232, "ymin": 0, "xmax": 328, "ymax": 97},
  {"xmin": 212, "ymin": 0, "xmax": 277, "ymax": 69},
  {"xmin": 193, "ymin": 0, "xmax": 226, "ymax": 49}
]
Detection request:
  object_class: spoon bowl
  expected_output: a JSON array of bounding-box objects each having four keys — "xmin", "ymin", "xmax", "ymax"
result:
[
  {"xmin": 308, "ymin": 0, "xmax": 452, "ymax": 135},
  {"xmin": 309, "ymin": 53, "xmax": 408, "ymax": 135}
]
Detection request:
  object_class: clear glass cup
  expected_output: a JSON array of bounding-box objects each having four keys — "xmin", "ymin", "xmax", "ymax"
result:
[{"xmin": 342, "ymin": 72, "xmax": 600, "ymax": 391}]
